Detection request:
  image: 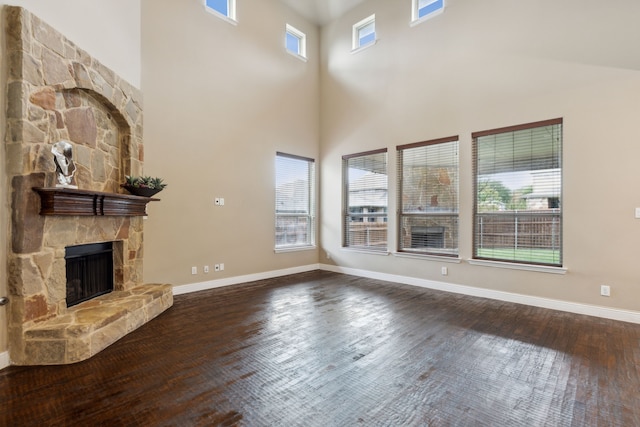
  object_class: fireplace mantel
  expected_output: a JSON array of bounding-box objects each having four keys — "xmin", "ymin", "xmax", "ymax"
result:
[{"xmin": 33, "ymin": 187, "xmax": 159, "ymax": 216}]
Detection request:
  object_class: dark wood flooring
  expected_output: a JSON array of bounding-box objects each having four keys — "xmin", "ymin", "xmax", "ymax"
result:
[{"xmin": 2, "ymin": 270, "xmax": 640, "ymax": 426}]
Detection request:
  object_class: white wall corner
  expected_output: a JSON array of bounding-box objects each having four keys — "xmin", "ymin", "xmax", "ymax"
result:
[{"xmin": 319, "ymin": 264, "xmax": 640, "ymax": 325}]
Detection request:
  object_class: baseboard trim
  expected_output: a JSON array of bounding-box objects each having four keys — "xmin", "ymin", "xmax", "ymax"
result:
[
  {"xmin": 320, "ymin": 264, "xmax": 640, "ymax": 324},
  {"xmin": 172, "ymin": 262, "xmax": 640, "ymax": 324},
  {"xmin": 0, "ymin": 351, "xmax": 10, "ymax": 370},
  {"xmin": 172, "ymin": 264, "xmax": 321, "ymax": 296}
]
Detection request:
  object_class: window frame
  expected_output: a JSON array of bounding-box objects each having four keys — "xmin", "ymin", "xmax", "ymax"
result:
[
  {"xmin": 411, "ymin": 0, "xmax": 445, "ymax": 25},
  {"xmin": 342, "ymin": 148, "xmax": 388, "ymax": 252},
  {"xmin": 352, "ymin": 14, "xmax": 377, "ymax": 52},
  {"xmin": 472, "ymin": 118, "xmax": 563, "ymax": 267},
  {"xmin": 275, "ymin": 152, "xmax": 316, "ymax": 252},
  {"xmin": 285, "ymin": 24, "xmax": 307, "ymax": 61},
  {"xmin": 397, "ymin": 136, "xmax": 459, "ymax": 258},
  {"xmin": 204, "ymin": 0, "xmax": 237, "ymax": 24}
]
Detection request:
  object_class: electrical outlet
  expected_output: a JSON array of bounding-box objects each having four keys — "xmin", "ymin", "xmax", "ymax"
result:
[
  {"xmin": 215, "ymin": 264, "xmax": 220, "ymax": 272},
  {"xmin": 204, "ymin": 265, "xmax": 209, "ymax": 273},
  {"xmin": 600, "ymin": 285, "xmax": 611, "ymax": 297},
  {"xmin": 191, "ymin": 266, "xmax": 197, "ymax": 275},
  {"xmin": 219, "ymin": 198, "xmax": 225, "ymax": 206},
  {"xmin": 219, "ymin": 263, "xmax": 225, "ymax": 271},
  {"xmin": 441, "ymin": 267, "xmax": 448, "ymax": 276}
]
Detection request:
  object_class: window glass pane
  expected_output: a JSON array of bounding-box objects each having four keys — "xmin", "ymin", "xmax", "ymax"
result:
[
  {"xmin": 205, "ymin": 0, "xmax": 229, "ymax": 16},
  {"xmin": 286, "ymin": 32, "xmax": 301, "ymax": 55},
  {"xmin": 358, "ymin": 21, "xmax": 376, "ymax": 47},
  {"xmin": 418, "ymin": 0, "xmax": 444, "ymax": 18},
  {"xmin": 398, "ymin": 138, "xmax": 459, "ymax": 256},
  {"xmin": 276, "ymin": 153, "xmax": 315, "ymax": 248},
  {"xmin": 343, "ymin": 151, "xmax": 388, "ymax": 251},
  {"xmin": 473, "ymin": 121, "xmax": 562, "ymax": 266}
]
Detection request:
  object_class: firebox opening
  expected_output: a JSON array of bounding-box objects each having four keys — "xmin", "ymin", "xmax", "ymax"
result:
[{"xmin": 65, "ymin": 242, "xmax": 114, "ymax": 307}]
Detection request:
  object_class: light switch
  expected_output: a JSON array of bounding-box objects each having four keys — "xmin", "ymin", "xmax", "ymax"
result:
[{"xmin": 635, "ymin": 208, "xmax": 640, "ymax": 219}]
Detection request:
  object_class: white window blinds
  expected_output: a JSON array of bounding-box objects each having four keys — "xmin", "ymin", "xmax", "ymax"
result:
[
  {"xmin": 398, "ymin": 136, "xmax": 459, "ymax": 256},
  {"xmin": 473, "ymin": 118, "xmax": 563, "ymax": 266},
  {"xmin": 343, "ymin": 149, "xmax": 388, "ymax": 251},
  {"xmin": 275, "ymin": 152, "xmax": 315, "ymax": 249}
]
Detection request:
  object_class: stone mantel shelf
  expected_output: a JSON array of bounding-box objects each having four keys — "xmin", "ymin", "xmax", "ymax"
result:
[{"xmin": 33, "ymin": 187, "xmax": 159, "ymax": 217}]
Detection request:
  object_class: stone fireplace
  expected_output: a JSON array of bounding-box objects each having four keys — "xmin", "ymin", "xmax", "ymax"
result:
[{"xmin": 5, "ymin": 6, "xmax": 172, "ymax": 365}]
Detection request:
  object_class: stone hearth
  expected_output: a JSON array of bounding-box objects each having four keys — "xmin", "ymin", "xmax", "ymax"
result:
[{"xmin": 5, "ymin": 6, "xmax": 172, "ymax": 365}]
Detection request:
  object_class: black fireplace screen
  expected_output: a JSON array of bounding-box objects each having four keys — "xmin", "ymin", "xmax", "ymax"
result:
[{"xmin": 65, "ymin": 242, "xmax": 114, "ymax": 307}]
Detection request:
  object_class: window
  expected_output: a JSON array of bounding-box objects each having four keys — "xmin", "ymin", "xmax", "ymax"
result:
[
  {"xmin": 204, "ymin": 0, "xmax": 236, "ymax": 22},
  {"xmin": 275, "ymin": 153, "xmax": 315, "ymax": 250},
  {"xmin": 343, "ymin": 149, "xmax": 388, "ymax": 251},
  {"xmin": 473, "ymin": 119, "xmax": 563, "ymax": 266},
  {"xmin": 353, "ymin": 14, "xmax": 376, "ymax": 51},
  {"xmin": 285, "ymin": 24, "xmax": 306, "ymax": 59},
  {"xmin": 398, "ymin": 136, "xmax": 459, "ymax": 256},
  {"xmin": 412, "ymin": 0, "xmax": 445, "ymax": 23}
]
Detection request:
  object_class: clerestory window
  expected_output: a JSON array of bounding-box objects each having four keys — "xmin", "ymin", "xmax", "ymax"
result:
[
  {"xmin": 412, "ymin": 0, "xmax": 445, "ymax": 24},
  {"xmin": 353, "ymin": 14, "xmax": 376, "ymax": 51},
  {"xmin": 285, "ymin": 24, "xmax": 307, "ymax": 60},
  {"xmin": 204, "ymin": 0, "xmax": 236, "ymax": 23}
]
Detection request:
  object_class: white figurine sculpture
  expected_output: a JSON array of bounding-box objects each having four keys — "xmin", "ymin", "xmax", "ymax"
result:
[{"xmin": 51, "ymin": 140, "xmax": 78, "ymax": 189}]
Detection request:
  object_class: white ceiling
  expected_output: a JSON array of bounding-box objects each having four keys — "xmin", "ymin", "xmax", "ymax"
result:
[{"xmin": 279, "ymin": 0, "xmax": 368, "ymax": 25}]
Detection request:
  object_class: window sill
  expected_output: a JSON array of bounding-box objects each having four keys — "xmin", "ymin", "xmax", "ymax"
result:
[
  {"xmin": 275, "ymin": 245, "xmax": 316, "ymax": 254},
  {"xmin": 204, "ymin": 8, "xmax": 237, "ymax": 26},
  {"xmin": 351, "ymin": 39, "xmax": 377, "ymax": 54},
  {"xmin": 467, "ymin": 259, "xmax": 567, "ymax": 275},
  {"xmin": 410, "ymin": 9, "xmax": 444, "ymax": 27},
  {"xmin": 341, "ymin": 247, "xmax": 390, "ymax": 256},
  {"xmin": 393, "ymin": 252, "xmax": 461, "ymax": 263},
  {"xmin": 286, "ymin": 50, "xmax": 308, "ymax": 62}
]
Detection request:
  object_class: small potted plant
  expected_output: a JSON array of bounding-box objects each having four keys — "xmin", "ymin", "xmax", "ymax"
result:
[{"xmin": 122, "ymin": 175, "xmax": 167, "ymax": 197}]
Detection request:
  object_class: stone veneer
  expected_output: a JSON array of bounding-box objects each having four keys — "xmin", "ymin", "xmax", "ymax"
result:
[{"xmin": 5, "ymin": 6, "xmax": 172, "ymax": 365}]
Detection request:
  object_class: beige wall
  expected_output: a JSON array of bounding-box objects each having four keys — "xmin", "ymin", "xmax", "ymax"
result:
[
  {"xmin": 0, "ymin": 0, "xmax": 141, "ymax": 86},
  {"xmin": 0, "ymin": 1, "xmax": 141, "ymax": 357},
  {"xmin": 319, "ymin": 0, "xmax": 640, "ymax": 311},
  {"xmin": 141, "ymin": 0, "xmax": 320, "ymax": 286}
]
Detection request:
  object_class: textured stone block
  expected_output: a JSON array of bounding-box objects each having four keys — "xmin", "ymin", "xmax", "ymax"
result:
[
  {"xmin": 126, "ymin": 307, "xmax": 147, "ymax": 332},
  {"xmin": 31, "ymin": 14, "xmax": 65, "ymax": 56},
  {"xmin": 22, "ymin": 120, "xmax": 47, "ymax": 144},
  {"xmin": 8, "ymin": 256, "xmax": 45, "ymax": 297},
  {"xmin": 5, "ymin": 7, "xmax": 27, "ymax": 51},
  {"xmin": 29, "ymin": 87, "xmax": 57, "ymax": 110},
  {"xmin": 75, "ymin": 305, "xmax": 126, "ymax": 330},
  {"xmin": 90, "ymin": 316, "xmax": 127, "ymax": 356},
  {"xmin": 145, "ymin": 298, "xmax": 165, "ymax": 321},
  {"xmin": 42, "ymin": 48, "xmax": 74, "ymax": 86},
  {"xmin": 66, "ymin": 337, "xmax": 91, "ymax": 363},
  {"xmin": 24, "ymin": 294, "xmax": 51, "ymax": 322},
  {"xmin": 24, "ymin": 339, "xmax": 66, "ymax": 365},
  {"xmin": 64, "ymin": 107, "xmax": 97, "ymax": 147},
  {"xmin": 12, "ymin": 173, "xmax": 46, "ymax": 254},
  {"xmin": 7, "ymin": 81, "xmax": 26, "ymax": 119}
]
